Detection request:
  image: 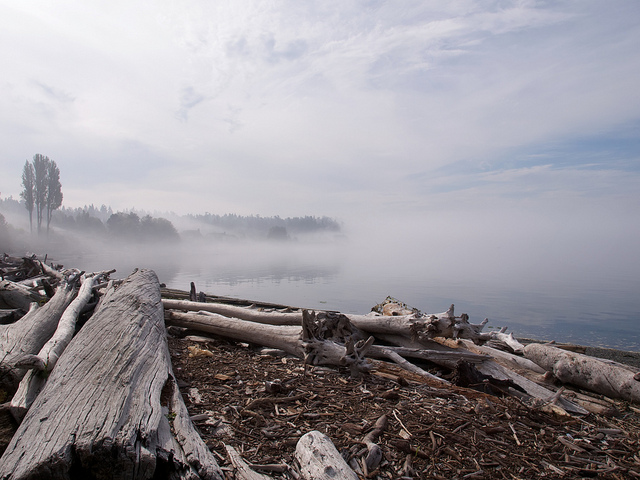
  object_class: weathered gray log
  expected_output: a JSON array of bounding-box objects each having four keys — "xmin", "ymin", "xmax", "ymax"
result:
[
  {"xmin": 10, "ymin": 272, "xmax": 110, "ymax": 421},
  {"xmin": 224, "ymin": 445, "xmax": 273, "ymax": 480},
  {"xmin": 0, "ymin": 280, "xmax": 45, "ymax": 311},
  {"xmin": 448, "ymin": 339, "xmax": 545, "ymax": 375},
  {"xmin": 168, "ymin": 310, "xmax": 304, "ymax": 357},
  {"xmin": 0, "ymin": 278, "xmax": 78, "ymax": 392},
  {"xmin": 524, "ymin": 343, "xmax": 640, "ymax": 403},
  {"xmin": 163, "ymin": 298, "xmax": 301, "ymax": 325},
  {"xmin": 166, "ymin": 310, "xmax": 374, "ymax": 376},
  {"xmin": 295, "ymin": 431, "xmax": 358, "ymax": 480},
  {"xmin": 370, "ymin": 346, "xmax": 450, "ymax": 384},
  {"xmin": 162, "ymin": 299, "xmax": 519, "ymax": 349},
  {"xmin": 367, "ymin": 344, "xmax": 488, "ymax": 369},
  {"xmin": 0, "ymin": 269, "xmax": 223, "ymax": 480},
  {"xmin": 435, "ymin": 338, "xmax": 589, "ymax": 415}
]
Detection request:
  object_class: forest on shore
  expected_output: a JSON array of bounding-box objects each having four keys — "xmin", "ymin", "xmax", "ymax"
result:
[{"xmin": 0, "ymin": 195, "xmax": 342, "ymax": 253}]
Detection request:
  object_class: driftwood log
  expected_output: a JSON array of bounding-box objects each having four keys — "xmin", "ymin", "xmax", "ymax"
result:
[
  {"xmin": 0, "ymin": 280, "xmax": 46, "ymax": 311},
  {"xmin": 10, "ymin": 271, "xmax": 112, "ymax": 421},
  {"xmin": 162, "ymin": 299, "xmax": 524, "ymax": 351},
  {"xmin": 524, "ymin": 343, "xmax": 640, "ymax": 403},
  {"xmin": 295, "ymin": 431, "xmax": 359, "ymax": 480},
  {"xmin": 0, "ymin": 269, "xmax": 223, "ymax": 480},
  {"xmin": 167, "ymin": 309, "xmax": 375, "ymax": 376},
  {"xmin": 0, "ymin": 277, "xmax": 79, "ymax": 393}
]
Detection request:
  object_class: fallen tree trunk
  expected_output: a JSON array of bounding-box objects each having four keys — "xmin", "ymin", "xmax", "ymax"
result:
[
  {"xmin": 167, "ymin": 309, "xmax": 374, "ymax": 376},
  {"xmin": 295, "ymin": 431, "xmax": 358, "ymax": 480},
  {"xmin": 10, "ymin": 271, "xmax": 112, "ymax": 421},
  {"xmin": 0, "ymin": 277, "xmax": 79, "ymax": 392},
  {"xmin": 0, "ymin": 269, "xmax": 223, "ymax": 480},
  {"xmin": 163, "ymin": 299, "xmax": 522, "ymax": 350},
  {"xmin": 168, "ymin": 310, "xmax": 304, "ymax": 357},
  {"xmin": 524, "ymin": 343, "xmax": 640, "ymax": 403},
  {"xmin": 435, "ymin": 338, "xmax": 588, "ymax": 415},
  {"xmin": 163, "ymin": 298, "xmax": 303, "ymax": 326}
]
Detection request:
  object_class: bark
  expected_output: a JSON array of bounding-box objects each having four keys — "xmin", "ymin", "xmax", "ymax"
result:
[
  {"xmin": 0, "ymin": 269, "xmax": 223, "ymax": 480},
  {"xmin": 524, "ymin": 343, "xmax": 640, "ymax": 403},
  {"xmin": 295, "ymin": 431, "xmax": 358, "ymax": 480},
  {"xmin": 0, "ymin": 278, "xmax": 78, "ymax": 393}
]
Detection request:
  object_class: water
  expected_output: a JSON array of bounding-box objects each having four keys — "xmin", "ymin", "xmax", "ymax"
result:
[{"xmin": 57, "ymin": 236, "xmax": 640, "ymax": 352}]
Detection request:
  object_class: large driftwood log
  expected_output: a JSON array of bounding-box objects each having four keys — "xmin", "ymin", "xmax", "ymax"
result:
[
  {"xmin": 0, "ymin": 269, "xmax": 223, "ymax": 480},
  {"xmin": 163, "ymin": 298, "xmax": 301, "ymax": 325},
  {"xmin": 168, "ymin": 310, "xmax": 304, "ymax": 357},
  {"xmin": 10, "ymin": 272, "xmax": 111, "ymax": 421},
  {"xmin": 163, "ymin": 299, "xmax": 523, "ymax": 350},
  {"xmin": 166, "ymin": 310, "xmax": 374, "ymax": 376},
  {"xmin": 435, "ymin": 338, "xmax": 588, "ymax": 415},
  {"xmin": 295, "ymin": 431, "xmax": 359, "ymax": 480},
  {"xmin": 524, "ymin": 343, "xmax": 640, "ymax": 403},
  {"xmin": 0, "ymin": 277, "xmax": 79, "ymax": 392}
]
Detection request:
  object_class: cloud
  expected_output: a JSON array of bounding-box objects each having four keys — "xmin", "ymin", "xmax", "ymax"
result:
[{"xmin": 0, "ymin": 0, "xmax": 638, "ymax": 231}]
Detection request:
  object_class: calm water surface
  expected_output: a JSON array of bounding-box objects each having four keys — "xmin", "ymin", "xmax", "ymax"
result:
[{"xmin": 60, "ymin": 238, "xmax": 640, "ymax": 352}]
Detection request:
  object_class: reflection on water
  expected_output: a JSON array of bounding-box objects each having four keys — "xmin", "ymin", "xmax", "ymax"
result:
[{"xmin": 52, "ymin": 236, "xmax": 640, "ymax": 352}]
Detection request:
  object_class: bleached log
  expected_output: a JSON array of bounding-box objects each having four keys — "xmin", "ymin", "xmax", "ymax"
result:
[
  {"xmin": 166, "ymin": 310, "xmax": 374, "ymax": 376},
  {"xmin": 524, "ymin": 343, "xmax": 640, "ymax": 403},
  {"xmin": 448, "ymin": 339, "xmax": 545, "ymax": 375},
  {"xmin": 0, "ymin": 279, "xmax": 45, "ymax": 311},
  {"xmin": 295, "ymin": 431, "xmax": 358, "ymax": 480},
  {"xmin": 0, "ymin": 269, "xmax": 223, "ymax": 480},
  {"xmin": 10, "ymin": 271, "xmax": 111, "ymax": 421},
  {"xmin": 0, "ymin": 277, "xmax": 78, "ymax": 392},
  {"xmin": 168, "ymin": 310, "xmax": 304, "ymax": 357},
  {"xmin": 225, "ymin": 445, "xmax": 273, "ymax": 480},
  {"xmin": 163, "ymin": 298, "xmax": 301, "ymax": 325},
  {"xmin": 435, "ymin": 338, "xmax": 588, "ymax": 415},
  {"xmin": 163, "ymin": 299, "xmax": 506, "ymax": 347}
]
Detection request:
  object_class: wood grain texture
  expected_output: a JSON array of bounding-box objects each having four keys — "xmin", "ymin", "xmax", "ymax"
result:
[
  {"xmin": 0, "ymin": 280, "xmax": 77, "ymax": 392},
  {"xmin": 0, "ymin": 269, "xmax": 222, "ymax": 480}
]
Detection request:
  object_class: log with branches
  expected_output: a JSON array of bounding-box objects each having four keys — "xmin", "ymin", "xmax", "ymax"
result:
[{"xmin": 0, "ymin": 269, "xmax": 223, "ymax": 480}]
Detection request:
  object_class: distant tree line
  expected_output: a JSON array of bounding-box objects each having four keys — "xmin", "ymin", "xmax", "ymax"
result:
[
  {"xmin": 52, "ymin": 209, "xmax": 179, "ymax": 243},
  {"xmin": 189, "ymin": 213, "xmax": 341, "ymax": 235},
  {"xmin": 20, "ymin": 154, "xmax": 63, "ymax": 235}
]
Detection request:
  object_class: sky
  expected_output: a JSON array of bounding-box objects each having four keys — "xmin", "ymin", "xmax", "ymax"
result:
[{"xmin": 1, "ymin": 0, "xmax": 639, "ymax": 235}]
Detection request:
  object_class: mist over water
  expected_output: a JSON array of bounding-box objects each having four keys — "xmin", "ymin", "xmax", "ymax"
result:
[{"xmin": 46, "ymin": 212, "xmax": 640, "ymax": 352}]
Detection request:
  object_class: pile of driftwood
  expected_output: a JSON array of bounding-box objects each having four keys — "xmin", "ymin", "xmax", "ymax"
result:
[{"xmin": 0, "ymin": 253, "xmax": 639, "ymax": 479}]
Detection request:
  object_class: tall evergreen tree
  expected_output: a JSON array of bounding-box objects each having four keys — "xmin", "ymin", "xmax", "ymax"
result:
[{"xmin": 20, "ymin": 160, "xmax": 35, "ymax": 233}]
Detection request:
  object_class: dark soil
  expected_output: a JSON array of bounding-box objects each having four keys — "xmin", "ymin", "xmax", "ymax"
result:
[{"xmin": 169, "ymin": 334, "xmax": 640, "ymax": 479}]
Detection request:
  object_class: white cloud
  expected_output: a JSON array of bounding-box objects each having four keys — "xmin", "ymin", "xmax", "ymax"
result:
[{"xmin": 0, "ymin": 0, "xmax": 638, "ymax": 231}]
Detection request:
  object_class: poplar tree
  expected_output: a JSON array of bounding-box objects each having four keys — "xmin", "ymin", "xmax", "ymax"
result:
[
  {"xmin": 20, "ymin": 161, "xmax": 35, "ymax": 233},
  {"xmin": 21, "ymin": 154, "xmax": 63, "ymax": 235}
]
